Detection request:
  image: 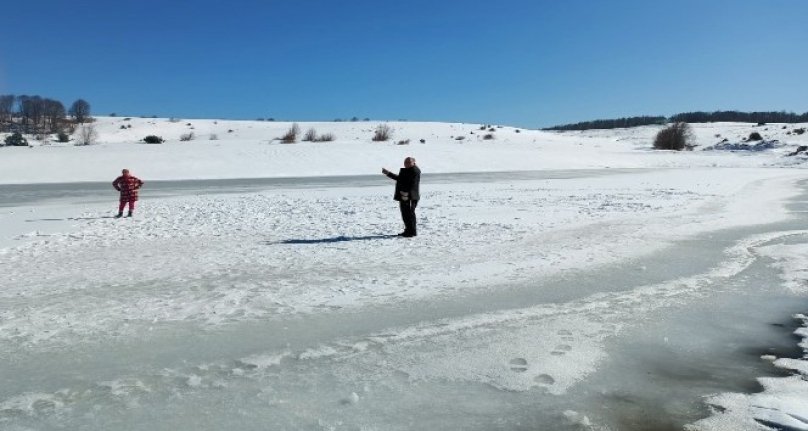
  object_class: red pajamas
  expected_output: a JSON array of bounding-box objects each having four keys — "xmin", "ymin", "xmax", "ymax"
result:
[{"xmin": 113, "ymin": 175, "xmax": 144, "ymax": 215}]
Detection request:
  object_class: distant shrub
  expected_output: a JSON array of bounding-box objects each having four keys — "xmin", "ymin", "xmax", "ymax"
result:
[
  {"xmin": 209, "ymin": 133, "xmax": 219, "ymax": 140},
  {"xmin": 227, "ymin": 129, "xmax": 233, "ymax": 133},
  {"xmin": 4, "ymin": 132, "xmax": 28, "ymax": 146},
  {"xmin": 748, "ymin": 132, "xmax": 763, "ymax": 141},
  {"xmin": 109, "ymin": 113, "xmax": 117, "ymax": 117},
  {"xmin": 315, "ymin": 133, "xmax": 335, "ymax": 142},
  {"xmin": 143, "ymin": 135, "xmax": 164, "ymax": 144},
  {"xmin": 653, "ymin": 122, "xmax": 694, "ymax": 151},
  {"xmin": 794, "ymin": 128, "xmax": 806, "ymax": 135},
  {"xmin": 483, "ymin": 134, "xmax": 495, "ymax": 140},
  {"xmin": 57, "ymin": 132, "xmax": 70, "ymax": 142},
  {"xmin": 180, "ymin": 132, "xmax": 195, "ymax": 141},
  {"xmin": 75, "ymin": 124, "xmax": 98, "ymax": 146},
  {"xmin": 303, "ymin": 127, "xmax": 317, "ymax": 142},
  {"xmin": 185, "ymin": 123, "xmax": 192, "ymax": 126},
  {"xmin": 127, "ymin": 124, "xmax": 132, "ymax": 129},
  {"xmin": 397, "ymin": 139, "xmax": 410, "ymax": 145},
  {"xmin": 281, "ymin": 123, "xmax": 300, "ymax": 143},
  {"xmin": 515, "ymin": 129, "xmax": 521, "ymax": 133},
  {"xmin": 419, "ymin": 139, "xmax": 426, "ymax": 144},
  {"xmin": 120, "ymin": 125, "xmax": 127, "ymax": 129},
  {"xmin": 169, "ymin": 118, "xmax": 181, "ymax": 123},
  {"xmin": 123, "ymin": 118, "xmax": 131, "ymax": 121},
  {"xmin": 455, "ymin": 136, "xmax": 466, "ymax": 141},
  {"xmin": 372, "ymin": 124, "xmax": 392, "ymax": 141},
  {"xmin": 756, "ymin": 122, "xmax": 766, "ymax": 126},
  {"xmin": 488, "ymin": 127, "xmax": 496, "ymax": 132},
  {"xmin": 479, "ymin": 125, "xmax": 487, "ymax": 130}
]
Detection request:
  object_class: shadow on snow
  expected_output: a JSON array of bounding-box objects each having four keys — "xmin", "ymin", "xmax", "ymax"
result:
[
  {"xmin": 267, "ymin": 234, "xmax": 398, "ymax": 245},
  {"xmin": 26, "ymin": 216, "xmax": 116, "ymax": 222}
]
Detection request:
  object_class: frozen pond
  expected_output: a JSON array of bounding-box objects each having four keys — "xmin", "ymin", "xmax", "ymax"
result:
[
  {"xmin": 0, "ymin": 169, "xmax": 644, "ymax": 207},
  {"xmin": 1, "ymin": 169, "xmax": 807, "ymax": 430}
]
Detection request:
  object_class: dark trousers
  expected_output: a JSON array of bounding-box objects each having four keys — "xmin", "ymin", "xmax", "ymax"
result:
[{"xmin": 399, "ymin": 200, "xmax": 418, "ymax": 235}]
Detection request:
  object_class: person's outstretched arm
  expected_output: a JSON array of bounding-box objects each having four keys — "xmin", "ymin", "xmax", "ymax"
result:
[{"xmin": 382, "ymin": 168, "xmax": 398, "ymax": 180}]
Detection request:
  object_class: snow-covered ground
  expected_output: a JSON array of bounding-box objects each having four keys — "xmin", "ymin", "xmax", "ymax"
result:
[
  {"xmin": 1, "ymin": 119, "xmax": 808, "ymax": 430},
  {"xmin": 0, "ymin": 117, "xmax": 806, "ymax": 184}
]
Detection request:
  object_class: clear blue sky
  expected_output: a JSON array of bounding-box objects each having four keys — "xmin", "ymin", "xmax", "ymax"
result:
[{"xmin": 1, "ymin": 0, "xmax": 806, "ymax": 128}]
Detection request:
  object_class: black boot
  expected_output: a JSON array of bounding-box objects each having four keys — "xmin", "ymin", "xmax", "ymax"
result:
[
  {"xmin": 115, "ymin": 212, "xmax": 123, "ymax": 218},
  {"xmin": 126, "ymin": 211, "xmax": 133, "ymax": 218}
]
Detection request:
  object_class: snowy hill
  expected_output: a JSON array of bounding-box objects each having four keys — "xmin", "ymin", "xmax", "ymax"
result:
[{"xmin": 0, "ymin": 117, "xmax": 806, "ymax": 184}]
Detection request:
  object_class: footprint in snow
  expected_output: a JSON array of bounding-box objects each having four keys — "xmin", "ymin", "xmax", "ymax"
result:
[
  {"xmin": 535, "ymin": 374, "xmax": 556, "ymax": 385},
  {"xmin": 551, "ymin": 344, "xmax": 573, "ymax": 356},
  {"xmin": 509, "ymin": 358, "xmax": 528, "ymax": 372}
]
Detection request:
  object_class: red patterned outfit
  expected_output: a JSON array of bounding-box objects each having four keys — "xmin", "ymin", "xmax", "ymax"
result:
[{"xmin": 112, "ymin": 174, "xmax": 144, "ymax": 217}]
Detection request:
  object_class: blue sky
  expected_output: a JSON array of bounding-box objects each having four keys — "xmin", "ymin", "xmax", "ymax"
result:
[{"xmin": 1, "ymin": 0, "xmax": 806, "ymax": 128}]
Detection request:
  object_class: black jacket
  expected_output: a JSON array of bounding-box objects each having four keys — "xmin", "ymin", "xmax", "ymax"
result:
[{"xmin": 386, "ymin": 166, "xmax": 421, "ymax": 201}]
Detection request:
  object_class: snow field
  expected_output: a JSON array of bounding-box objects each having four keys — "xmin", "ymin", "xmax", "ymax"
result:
[{"xmin": 0, "ymin": 118, "xmax": 807, "ymax": 184}]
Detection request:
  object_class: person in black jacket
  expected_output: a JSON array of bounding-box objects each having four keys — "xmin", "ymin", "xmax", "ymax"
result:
[{"xmin": 382, "ymin": 157, "xmax": 421, "ymax": 237}]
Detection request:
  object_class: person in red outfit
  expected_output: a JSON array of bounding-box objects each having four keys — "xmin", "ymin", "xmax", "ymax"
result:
[{"xmin": 112, "ymin": 169, "xmax": 144, "ymax": 218}]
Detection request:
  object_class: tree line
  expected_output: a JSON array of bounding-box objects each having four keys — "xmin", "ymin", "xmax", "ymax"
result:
[
  {"xmin": 0, "ymin": 94, "xmax": 91, "ymax": 134},
  {"xmin": 545, "ymin": 111, "xmax": 808, "ymax": 131}
]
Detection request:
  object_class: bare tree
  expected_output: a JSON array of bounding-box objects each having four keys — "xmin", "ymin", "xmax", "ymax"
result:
[
  {"xmin": 75, "ymin": 124, "xmax": 98, "ymax": 146},
  {"xmin": 43, "ymin": 99, "xmax": 65, "ymax": 133},
  {"xmin": 0, "ymin": 95, "xmax": 14, "ymax": 131},
  {"xmin": 69, "ymin": 99, "xmax": 91, "ymax": 123}
]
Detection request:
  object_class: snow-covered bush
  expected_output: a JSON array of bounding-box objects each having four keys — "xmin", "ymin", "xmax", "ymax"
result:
[
  {"xmin": 75, "ymin": 124, "xmax": 98, "ymax": 146},
  {"xmin": 653, "ymin": 122, "xmax": 694, "ymax": 151},
  {"xmin": 4, "ymin": 132, "xmax": 28, "ymax": 146},
  {"xmin": 57, "ymin": 132, "xmax": 70, "ymax": 142},
  {"xmin": 180, "ymin": 132, "xmax": 195, "ymax": 141},
  {"xmin": 303, "ymin": 128, "xmax": 317, "ymax": 142},
  {"xmin": 748, "ymin": 132, "xmax": 763, "ymax": 141}
]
